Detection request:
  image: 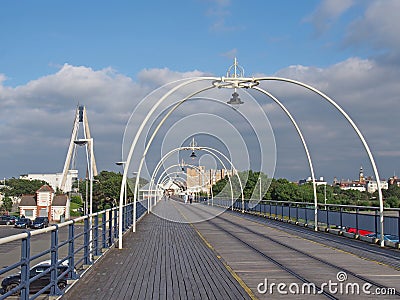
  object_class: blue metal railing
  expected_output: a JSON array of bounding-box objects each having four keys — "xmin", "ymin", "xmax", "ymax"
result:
[
  {"xmin": 0, "ymin": 200, "xmax": 147, "ymax": 300},
  {"xmin": 210, "ymin": 198, "xmax": 400, "ymax": 245}
]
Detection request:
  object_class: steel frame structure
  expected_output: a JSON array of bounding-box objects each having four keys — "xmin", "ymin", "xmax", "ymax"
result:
[{"xmin": 118, "ymin": 59, "xmax": 385, "ymax": 248}]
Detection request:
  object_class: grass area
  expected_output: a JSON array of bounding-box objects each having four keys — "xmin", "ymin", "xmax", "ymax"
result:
[{"xmin": 70, "ymin": 202, "xmax": 83, "ymax": 217}]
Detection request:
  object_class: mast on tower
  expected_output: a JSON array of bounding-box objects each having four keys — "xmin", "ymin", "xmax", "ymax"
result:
[{"xmin": 60, "ymin": 105, "xmax": 98, "ymax": 191}]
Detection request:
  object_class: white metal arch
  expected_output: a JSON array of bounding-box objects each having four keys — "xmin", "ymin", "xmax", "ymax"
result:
[
  {"xmin": 119, "ymin": 77, "xmax": 218, "ymax": 247},
  {"xmin": 253, "ymin": 86, "xmax": 318, "ymax": 231},
  {"xmin": 153, "ymin": 163, "xmax": 212, "ymax": 205},
  {"xmin": 148, "ymin": 145, "xmax": 243, "ymax": 211},
  {"xmin": 119, "ymin": 64, "xmax": 385, "ymax": 248},
  {"xmin": 155, "ymin": 164, "xmax": 209, "ymax": 193},
  {"xmin": 253, "ymin": 76, "xmax": 384, "ymax": 246}
]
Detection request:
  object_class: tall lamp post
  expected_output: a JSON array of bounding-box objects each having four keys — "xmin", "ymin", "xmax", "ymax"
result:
[
  {"xmin": 116, "ymin": 161, "xmax": 127, "ymax": 206},
  {"xmin": 74, "ymin": 138, "xmax": 94, "ymax": 259}
]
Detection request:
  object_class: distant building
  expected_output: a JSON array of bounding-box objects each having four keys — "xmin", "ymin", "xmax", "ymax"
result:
[
  {"xmin": 298, "ymin": 176, "xmax": 327, "ymax": 186},
  {"xmin": 339, "ymin": 181, "xmax": 366, "ymax": 192},
  {"xmin": 186, "ymin": 167, "xmax": 237, "ymax": 194},
  {"xmin": 366, "ymin": 180, "xmax": 388, "ymax": 193},
  {"xmin": 19, "ymin": 185, "xmax": 70, "ymax": 221},
  {"xmin": 334, "ymin": 166, "xmax": 388, "ymax": 193},
  {"xmin": 20, "ymin": 170, "xmax": 78, "ymax": 193},
  {"xmin": 388, "ymin": 176, "xmax": 400, "ymax": 187}
]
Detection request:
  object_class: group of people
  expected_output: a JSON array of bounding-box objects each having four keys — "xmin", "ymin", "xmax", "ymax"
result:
[
  {"xmin": 183, "ymin": 193, "xmax": 193, "ymax": 204},
  {"xmin": 163, "ymin": 191, "xmax": 194, "ymax": 204}
]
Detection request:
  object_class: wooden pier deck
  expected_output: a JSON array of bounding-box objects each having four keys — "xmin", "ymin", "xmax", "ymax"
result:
[{"xmin": 61, "ymin": 199, "xmax": 400, "ymax": 299}]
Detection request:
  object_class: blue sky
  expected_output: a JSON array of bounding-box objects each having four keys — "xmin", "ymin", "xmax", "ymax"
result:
[
  {"xmin": 1, "ymin": 0, "xmax": 399, "ymax": 184},
  {"xmin": 1, "ymin": 0, "xmax": 365, "ymax": 85}
]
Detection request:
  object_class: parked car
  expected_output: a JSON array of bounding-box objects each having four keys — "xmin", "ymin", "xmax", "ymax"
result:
[
  {"xmin": 366, "ymin": 233, "xmax": 399, "ymax": 243},
  {"xmin": 0, "ymin": 216, "xmax": 16, "ymax": 225},
  {"xmin": 0, "ymin": 260, "xmax": 70, "ymax": 296},
  {"xmin": 30, "ymin": 217, "xmax": 49, "ymax": 229},
  {"xmin": 14, "ymin": 218, "xmax": 32, "ymax": 229},
  {"xmin": 8, "ymin": 216, "xmax": 18, "ymax": 224},
  {"xmin": 346, "ymin": 227, "xmax": 373, "ymax": 236}
]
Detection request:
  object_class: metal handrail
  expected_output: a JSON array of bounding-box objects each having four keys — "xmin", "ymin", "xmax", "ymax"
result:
[{"xmin": 0, "ymin": 201, "xmax": 147, "ymax": 300}]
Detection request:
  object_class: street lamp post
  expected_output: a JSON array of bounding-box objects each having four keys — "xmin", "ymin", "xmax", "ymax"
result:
[
  {"xmin": 116, "ymin": 162, "xmax": 127, "ymax": 206},
  {"xmin": 74, "ymin": 138, "xmax": 94, "ymax": 260}
]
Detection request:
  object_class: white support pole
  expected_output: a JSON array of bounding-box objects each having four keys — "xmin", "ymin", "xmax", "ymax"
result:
[
  {"xmin": 254, "ymin": 77, "xmax": 385, "ymax": 246},
  {"xmin": 89, "ymin": 138, "xmax": 93, "ymax": 259}
]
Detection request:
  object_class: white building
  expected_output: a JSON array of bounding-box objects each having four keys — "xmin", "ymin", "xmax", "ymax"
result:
[
  {"xmin": 20, "ymin": 170, "xmax": 78, "ymax": 193},
  {"xmin": 340, "ymin": 182, "xmax": 366, "ymax": 192},
  {"xmin": 299, "ymin": 176, "xmax": 327, "ymax": 186},
  {"xmin": 19, "ymin": 185, "xmax": 70, "ymax": 221},
  {"xmin": 366, "ymin": 180, "xmax": 388, "ymax": 193}
]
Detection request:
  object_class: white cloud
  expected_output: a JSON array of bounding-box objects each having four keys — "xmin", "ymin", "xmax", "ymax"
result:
[
  {"xmin": 203, "ymin": 0, "xmax": 242, "ymax": 32},
  {"xmin": 344, "ymin": 0, "xmax": 400, "ymax": 60},
  {"xmin": 304, "ymin": 0, "xmax": 355, "ymax": 36},
  {"xmin": 0, "ymin": 55, "xmax": 398, "ymax": 182}
]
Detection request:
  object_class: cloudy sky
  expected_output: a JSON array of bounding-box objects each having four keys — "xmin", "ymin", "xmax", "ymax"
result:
[{"xmin": 0, "ymin": 0, "xmax": 399, "ymax": 183}]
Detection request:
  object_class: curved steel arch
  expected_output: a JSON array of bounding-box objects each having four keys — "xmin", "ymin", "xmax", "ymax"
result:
[
  {"xmin": 155, "ymin": 164, "xmax": 207, "ymax": 190},
  {"xmin": 253, "ymin": 76, "xmax": 384, "ymax": 246},
  {"xmin": 119, "ymin": 77, "xmax": 218, "ymax": 247},
  {"xmin": 153, "ymin": 163, "xmax": 213, "ymax": 204},
  {"xmin": 119, "ymin": 68, "xmax": 385, "ymax": 248},
  {"xmin": 129, "ymin": 86, "xmax": 312, "ymax": 231},
  {"xmin": 148, "ymin": 145, "xmax": 243, "ymax": 211},
  {"xmin": 157, "ymin": 163, "xmax": 215, "ymax": 205},
  {"xmin": 252, "ymin": 86, "xmax": 318, "ymax": 231}
]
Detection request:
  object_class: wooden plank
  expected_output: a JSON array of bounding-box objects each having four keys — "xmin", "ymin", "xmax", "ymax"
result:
[{"xmin": 61, "ymin": 201, "xmax": 253, "ymax": 300}]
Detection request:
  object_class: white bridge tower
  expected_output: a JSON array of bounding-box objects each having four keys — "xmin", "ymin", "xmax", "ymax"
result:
[{"xmin": 60, "ymin": 105, "xmax": 98, "ymax": 191}]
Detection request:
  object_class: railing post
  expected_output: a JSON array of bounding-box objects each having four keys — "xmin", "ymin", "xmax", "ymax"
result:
[
  {"xmin": 356, "ymin": 208, "xmax": 359, "ymax": 235},
  {"xmin": 50, "ymin": 224, "xmax": 62, "ymax": 296},
  {"xmin": 20, "ymin": 232, "xmax": 31, "ymax": 300},
  {"xmin": 340, "ymin": 207, "xmax": 343, "ymax": 230},
  {"xmin": 114, "ymin": 208, "xmax": 118, "ymax": 239},
  {"xmin": 305, "ymin": 204, "xmax": 308, "ymax": 225},
  {"xmin": 128, "ymin": 204, "xmax": 132, "ymax": 229},
  {"xmin": 296, "ymin": 204, "xmax": 299, "ymax": 223},
  {"xmin": 108, "ymin": 209, "xmax": 113, "ymax": 246},
  {"xmin": 374, "ymin": 209, "xmax": 378, "ymax": 236},
  {"xmin": 83, "ymin": 218, "xmax": 91, "ymax": 266},
  {"xmin": 122, "ymin": 205, "xmax": 126, "ymax": 230},
  {"xmin": 102, "ymin": 211, "xmax": 107, "ymax": 249},
  {"xmin": 269, "ymin": 201, "xmax": 272, "ymax": 218},
  {"xmin": 398, "ymin": 210, "xmax": 400, "ymax": 242},
  {"xmin": 262, "ymin": 201, "xmax": 265, "ymax": 217},
  {"xmin": 326, "ymin": 206, "xmax": 330, "ymax": 230},
  {"xmin": 288, "ymin": 203, "xmax": 291, "ymax": 222},
  {"xmin": 94, "ymin": 214, "xmax": 100, "ymax": 257},
  {"xmin": 68, "ymin": 220, "xmax": 78, "ymax": 280}
]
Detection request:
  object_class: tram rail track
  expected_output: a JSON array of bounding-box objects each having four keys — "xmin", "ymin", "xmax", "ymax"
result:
[{"xmin": 181, "ymin": 203, "xmax": 400, "ymax": 298}]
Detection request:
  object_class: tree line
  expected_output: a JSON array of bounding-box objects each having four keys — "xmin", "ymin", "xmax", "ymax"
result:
[
  {"xmin": 211, "ymin": 170, "xmax": 400, "ymax": 208},
  {"xmin": 1, "ymin": 170, "xmax": 399, "ymax": 214}
]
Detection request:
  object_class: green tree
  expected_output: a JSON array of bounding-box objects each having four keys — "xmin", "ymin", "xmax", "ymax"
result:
[
  {"xmin": 385, "ymin": 196, "xmax": 400, "ymax": 208},
  {"xmin": 211, "ymin": 170, "xmax": 270, "ymax": 200},
  {"xmin": 0, "ymin": 178, "xmax": 48, "ymax": 197},
  {"xmin": 79, "ymin": 171, "xmax": 148, "ymax": 211},
  {"xmin": 1, "ymin": 196, "xmax": 13, "ymax": 212},
  {"xmin": 70, "ymin": 195, "xmax": 82, "ymax": 205}
]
